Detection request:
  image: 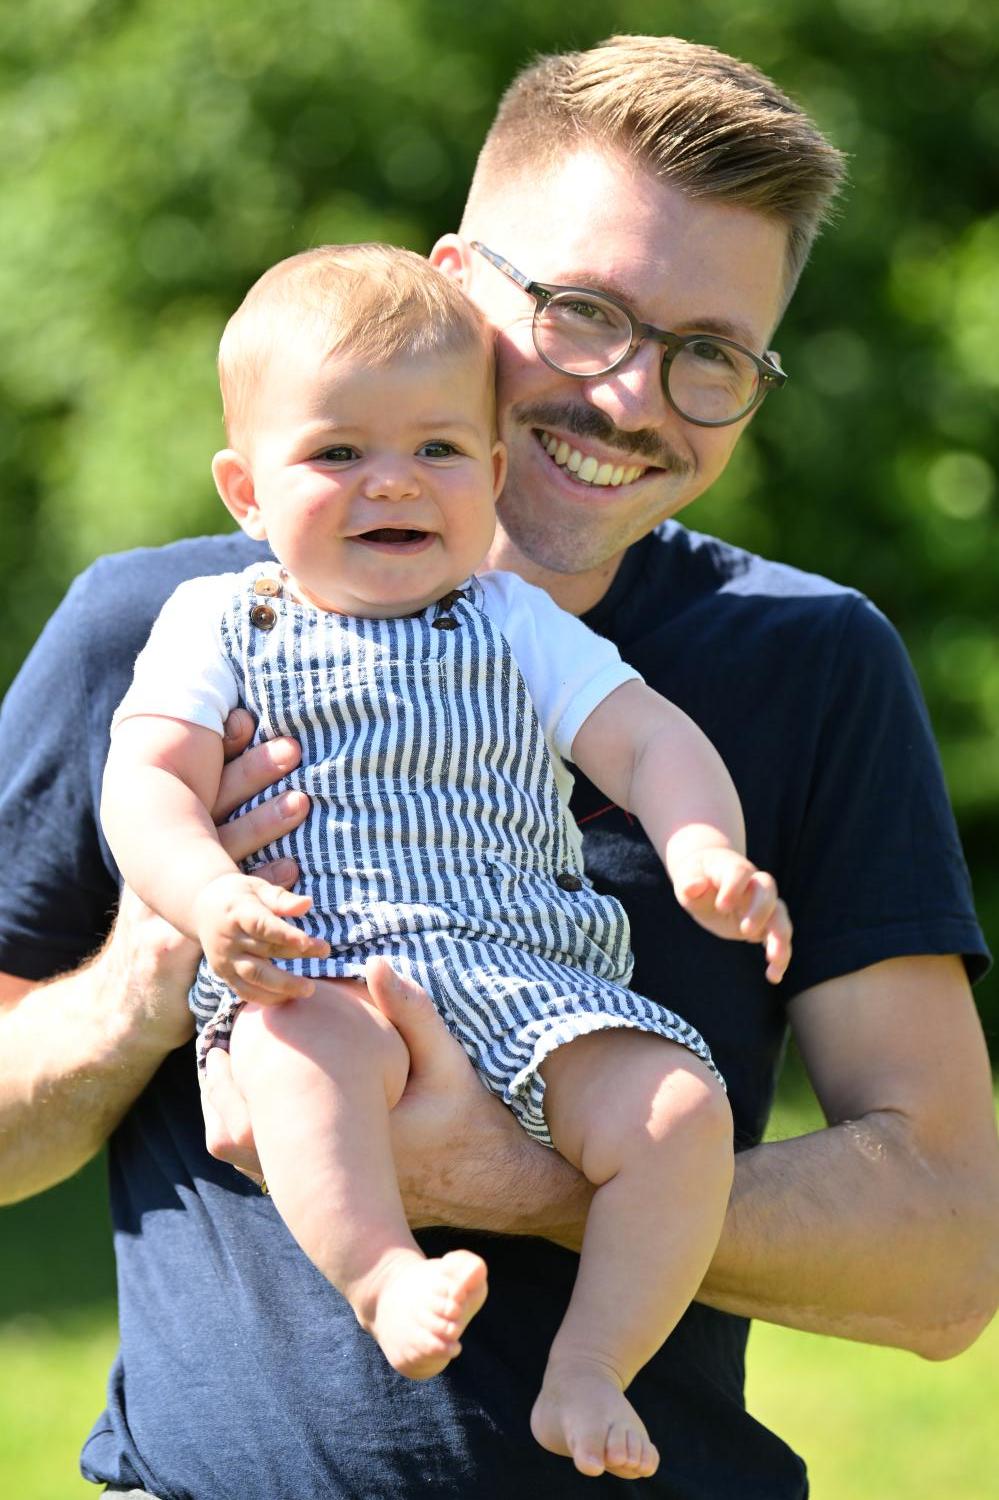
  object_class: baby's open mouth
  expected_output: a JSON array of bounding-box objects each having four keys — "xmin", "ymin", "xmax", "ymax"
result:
[{"xmin": 354, "ymin": 528, "xmax": 432, "ymax": 550}]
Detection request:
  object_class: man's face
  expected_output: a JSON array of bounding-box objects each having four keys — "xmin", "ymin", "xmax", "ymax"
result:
[{"xmin": 441, "ymin": 148, "xmax": 788, "ymax": 589}]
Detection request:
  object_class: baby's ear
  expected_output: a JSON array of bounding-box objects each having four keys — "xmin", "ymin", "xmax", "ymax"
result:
[{"xmin": 212, "ymin": 450, "xmax": 266, "ymax": 540}]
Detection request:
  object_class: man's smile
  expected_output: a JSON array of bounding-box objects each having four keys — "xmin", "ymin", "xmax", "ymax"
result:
[{"xmin": 535, "ymin": 428, "xmax": 647, "ymax": 487}]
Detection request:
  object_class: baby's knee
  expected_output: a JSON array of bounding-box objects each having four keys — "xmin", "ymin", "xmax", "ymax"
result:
[
  {"xmin": 653, "ymin": 1060, "xmax": 733, "ymax": 1164},
  {"xmin": 230, "ymin": 980, "xmax": 410, "ymax": 1105}
]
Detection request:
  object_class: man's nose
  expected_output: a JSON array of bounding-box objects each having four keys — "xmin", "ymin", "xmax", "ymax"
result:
[{"xmin": 578, "ymin": 340, "xmax": 669, "ymax": 434}]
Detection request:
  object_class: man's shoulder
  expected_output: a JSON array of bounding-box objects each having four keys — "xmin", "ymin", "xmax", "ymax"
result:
[
  {"xmin": 67, "ymin": 534, "xmax": 271, "ymax": 642},
  {"xmin": 644, "ymin": 521, "xmax": 895, "ymax": 649},
  {"xmin": 82, "ymin": 533, "xmax": 271, "ymax": 600},
  {"xmin": 598, "ymin": 523, "xmax": 908, "ymax": 701},
  {"xmin": 650, "ymin": 521, "xmax": 862, "ymax": 607}
]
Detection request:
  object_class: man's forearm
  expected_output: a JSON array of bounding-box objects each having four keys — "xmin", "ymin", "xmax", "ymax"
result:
[
  {"xmin": 697, "ymin": 1110, "xmax": 998, "ymax": 1357},
  {"xmin": 0, "ymin": 914, "xmax": 194, "ymax": 1205},
  {"xmin": 427, "ymin": 1105, "xmax": 996, "ymax": 1357}
]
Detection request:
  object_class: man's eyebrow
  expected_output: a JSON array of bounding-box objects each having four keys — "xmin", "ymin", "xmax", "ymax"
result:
[{"xmin": 552, "ymin": 273, "xmax": 762, "ymax": 351}]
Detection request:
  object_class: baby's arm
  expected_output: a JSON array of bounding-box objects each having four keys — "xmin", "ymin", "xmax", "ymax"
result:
[
  {"xmin": 102, "ymin": 714, "xmax": 328, "ymax": 1002},
  {"xmin": 571, "ymin": 681, "xmax": 791, "ymax": 982}
]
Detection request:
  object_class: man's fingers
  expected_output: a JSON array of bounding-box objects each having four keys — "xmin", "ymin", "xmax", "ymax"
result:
[
  {"xmin": 240, "ymin": 856, "xmax": 300, "ymax": 890},
  {"xmin": 364, "ymin": 956, "xmax": 455, "ymax": 1078},
  {"xmin": 213, "ymin": 735, "xmax": 303, "ymax": 822},
  {"xmin": 201, "ymin": 1046, "xmax": 263, "ymax": 1178},
  {"xmin": 217, "ymin": 789, "xmax": 310, "ymax": 864}
]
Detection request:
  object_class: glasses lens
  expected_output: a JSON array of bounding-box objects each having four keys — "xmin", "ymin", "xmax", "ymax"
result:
[
  {"xmin": 668, "ymin": 339, "xmax": 761, "ymax": 425},
  {"xmin": 534, "ymin": 292, "xmax": 633, "ymax": 376}
]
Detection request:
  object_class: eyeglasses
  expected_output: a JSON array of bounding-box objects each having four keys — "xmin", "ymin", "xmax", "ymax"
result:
[{"xmin": 472, "ymin": 241, "xmax": 787, "ymax": 429}]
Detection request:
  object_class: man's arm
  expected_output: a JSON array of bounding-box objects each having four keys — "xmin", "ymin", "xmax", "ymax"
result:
[
  {"xmin": 699, "ymin": 953, "xmax": 999, "ymax": 1358},
  {"xmin": 0, "ymin": 723, "xmax": 308, "ymax": 1205},
  {"xmin": 373, "ymin": 954, "xmax": 998, "ymax": 1357}
]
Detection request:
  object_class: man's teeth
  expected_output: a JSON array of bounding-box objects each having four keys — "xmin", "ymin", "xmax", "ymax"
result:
[{"xmin": 539, "ymin": 431, "xmax": 644, "ymax": 487}]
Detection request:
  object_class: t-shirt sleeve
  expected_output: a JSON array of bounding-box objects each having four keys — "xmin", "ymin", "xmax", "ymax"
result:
[
  {"xmin": 781, "ymin": 595, "xmax": 990, "ymax": 993},
  {"xmin": 0, "ymin": 565, "xmax": 126, "ymax": 979},
  {"xmin": 477, "ymin": 571, "xmax": 642, "ymax": 759},
  {"xmin": 111, "ymin": 576, "xmax": 239, "ymax": 737}
]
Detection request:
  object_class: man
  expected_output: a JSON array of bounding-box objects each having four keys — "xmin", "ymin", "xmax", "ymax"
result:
[{"xmin": 1, "ymin": 34, "xmax": 996, "ymax": 1500}]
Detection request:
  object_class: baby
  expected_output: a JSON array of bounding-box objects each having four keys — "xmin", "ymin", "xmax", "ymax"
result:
[{"xmin": 102, "ymin": 244, "xmax": 791, "ymax": 1482}]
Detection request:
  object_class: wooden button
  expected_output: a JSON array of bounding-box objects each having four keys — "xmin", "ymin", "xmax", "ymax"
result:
[
  {"xmin": 249, "ymin": 603, "xmax": 277, "ymax": 630},
  {"xmin": 555, "ymin": 872, "xmax": 583, "ymax": 892},
  {"xmin": 254, "ymin": 577, "xmax": 282, "ymax": 597},
  {"xmin": 432, "ymin": 616, "xmax": 458, "ymax": 631}
]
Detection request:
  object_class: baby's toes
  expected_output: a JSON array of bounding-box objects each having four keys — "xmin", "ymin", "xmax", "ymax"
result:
[{"xmin": 606, "ymin": 1421, "xmax": 660, "ymax": 1480}]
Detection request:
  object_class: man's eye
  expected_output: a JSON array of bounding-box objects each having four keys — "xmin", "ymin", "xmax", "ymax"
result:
[
  {"xmin": 315, "ymin": 445, "xmax": 358, "ymax": 463},
  {"xmin": 561, "ymin": 298, "xmax": 611, "ymax": 325},
  {"xmin": 687, "ymin": 339, "xmax": 733, "ymax": 368},
  {"xmin": 420, "ymin": 440, "xmax": 459, "ymax": 458}
]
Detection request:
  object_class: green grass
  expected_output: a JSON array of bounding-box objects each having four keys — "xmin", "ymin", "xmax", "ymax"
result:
[
  {"xmin": 0, "ymin": 1153, "xmax": 116, "ymax": 1499},
  {"xmin": 1, "ymin": 1086, "xmax": 996, "ymax": 1498}
]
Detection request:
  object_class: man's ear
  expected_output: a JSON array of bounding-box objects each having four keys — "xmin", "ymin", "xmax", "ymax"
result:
[
  {"xmin": 428, "ymin": 234, "xmax": 473, "ymax": 285},
  {"xmin": 212, "ymin": 450, "xmax": 267, "ymax": 540},
  {"xmin": 491, "ymin": 440, "xmax": 508, "ymax": 502}
]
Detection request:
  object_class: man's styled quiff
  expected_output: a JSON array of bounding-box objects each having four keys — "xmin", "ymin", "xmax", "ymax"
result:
[
  {"xmin": 463, "ymin": 35, "xmax": 846, "ymax": 298},
  {"xmin": 219, "ymin": 243, "xmax": 491, "ymax": 448}
]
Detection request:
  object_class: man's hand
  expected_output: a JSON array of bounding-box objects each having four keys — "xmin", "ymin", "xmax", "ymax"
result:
[
  {"xmin": 0, "ymin": 710, "xmax": 312, "ymax": 1203},
  {"xmin": 363, "ymin": 957, "xmax": 530, "ymax": 1228},
  {"xmin": 672, "ymin": 847, "xmax": 792, "ymax": 984},
  {"xmin": 201, "ymin": 956, "xmax": 590, "ymax": 1237},
  {"xmin": 200, "ymin": 957, "xmax": 498, "ymax": 1196}
]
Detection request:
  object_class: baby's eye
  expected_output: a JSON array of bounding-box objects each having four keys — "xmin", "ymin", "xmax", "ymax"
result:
[
  {"xmin": 419, "ymin": 440, "xmax": 460, "ymax": 459},
  {"xmin": 314, "ymin": 445, "xmax": 359, "ymax": 463}
]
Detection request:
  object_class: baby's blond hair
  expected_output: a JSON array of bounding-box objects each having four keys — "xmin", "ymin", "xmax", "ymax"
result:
[{"xmin": 219, "ymin": 243, "xmax": 492, "ymax": 449}]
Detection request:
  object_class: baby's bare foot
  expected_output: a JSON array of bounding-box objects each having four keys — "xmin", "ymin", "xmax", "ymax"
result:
[
  {"xmin": 530, "ymin": 1358, "xmax": 660, "ymax": 1480},
  {"xmin": 365, "ymin": 1249, "xmax": 488, "ymax": 1380}
]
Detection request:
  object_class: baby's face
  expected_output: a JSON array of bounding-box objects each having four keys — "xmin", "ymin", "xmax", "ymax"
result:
[{"xmin": 224, "ymin": 338, "xmax": 505, "ymax": 617}]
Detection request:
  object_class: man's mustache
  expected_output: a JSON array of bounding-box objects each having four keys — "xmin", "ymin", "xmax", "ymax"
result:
[{"xmin": 513, "ymin": 401, "xmax": 692, "ymax": 475}]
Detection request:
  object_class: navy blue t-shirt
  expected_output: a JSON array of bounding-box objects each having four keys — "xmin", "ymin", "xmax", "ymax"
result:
[{"xmin": 0, "ymin": 522, "xmax": 988, "ymax": 1499}]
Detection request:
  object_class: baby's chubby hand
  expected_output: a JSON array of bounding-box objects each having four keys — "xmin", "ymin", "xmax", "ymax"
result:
[
  {"xmin": 193, "ymin": 872, "xmax": 331, "ymax": 1004},
  {"xmin": 671, "ymin": 847, "xmax": 792, "ymax": 984}
]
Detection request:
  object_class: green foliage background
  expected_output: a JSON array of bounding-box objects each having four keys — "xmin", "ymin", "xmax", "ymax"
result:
[{"xmin": 2, "ymin": 0, "xmax": 996, "ymax": 1041}]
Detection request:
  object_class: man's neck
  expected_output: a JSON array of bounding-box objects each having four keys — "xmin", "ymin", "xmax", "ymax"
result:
[{"xmin": 482, "ymin": 534, "xmax": 625, "ymax": 617}]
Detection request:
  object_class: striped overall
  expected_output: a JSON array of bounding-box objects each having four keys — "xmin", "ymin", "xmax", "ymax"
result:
[{"xmin": 192, "ymin": 572, "xmax": 719, "ymax": 1142}]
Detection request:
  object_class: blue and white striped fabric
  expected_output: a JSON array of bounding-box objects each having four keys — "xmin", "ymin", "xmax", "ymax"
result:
[{"xmin": 192, "ymin": 573, "xmax": 720, "ymax": 1142}]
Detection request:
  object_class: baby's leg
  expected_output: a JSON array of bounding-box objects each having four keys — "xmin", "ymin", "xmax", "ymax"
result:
[
  {"xmin": 226, "ymin": 976, "xmax": 487, "ymax": 1379},
  {"xmin": 530, "ymin": 1029, "xmax": 733, "ymax": 1480}
]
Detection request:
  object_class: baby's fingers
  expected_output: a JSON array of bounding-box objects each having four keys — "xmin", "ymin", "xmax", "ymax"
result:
[
  {"xmin": 763, "ymin": 902, "xmax": 793, "ymax": 983},
  {"xmin": 239, "ymin": 883, "xmax": 331, "ymax": 960},
  {"xmin": 735, "ymin": 871, "xmax": 779, "ymax": 938},
  {"xmin": 229, "ymin": 955, "xmax": 316, "ymax": 1004},
  {"xmin": 699, "ymin": 849, "xmax": 756, "ymax": 913}
]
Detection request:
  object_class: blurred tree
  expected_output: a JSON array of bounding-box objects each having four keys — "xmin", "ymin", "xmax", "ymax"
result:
[{"xmin": 1, "ymin": 0, "xmax": 995, "ymax": 1041}]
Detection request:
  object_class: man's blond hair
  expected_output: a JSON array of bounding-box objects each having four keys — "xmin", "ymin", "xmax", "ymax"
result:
[
  {"xmin": 219, "ymin": 243, "xmax": 491, "ymax": 448},
  {"xmin": 462, "ymin": 35, "xmax": 846, "ymax": 301}
]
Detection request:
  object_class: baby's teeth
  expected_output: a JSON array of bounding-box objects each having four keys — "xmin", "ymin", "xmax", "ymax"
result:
[
  {"xmin": 555, "ymin": 440, "xmax": 570, "ymax": 465},
  {"xmin": 578, "ymin": 455, "xmax": 599, "ymax": 483},
  {"xmin": 566, "ymin": 449, "xmax": 583, "ymax": 473},
  {"xmin": 610, "ymin": 466, "xmax": 624, "ymax": 486},
  {"xmin": 594, "ymin": 462, "xmax": 614, "ymax": 486}
]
